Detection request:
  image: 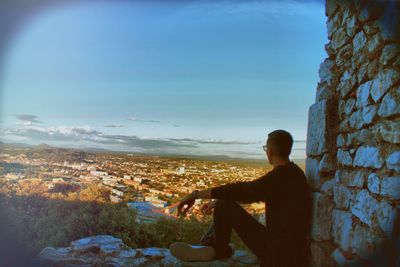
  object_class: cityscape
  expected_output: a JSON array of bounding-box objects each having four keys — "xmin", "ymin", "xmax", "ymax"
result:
[{"xmin": 0, "ymin": 143, "xmax": 296, "ymax": 224}]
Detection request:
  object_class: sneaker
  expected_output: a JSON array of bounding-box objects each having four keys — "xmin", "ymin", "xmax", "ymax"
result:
[{"xmin": 169, "ymin": 242, "xmax": 216, "ymax": 262}]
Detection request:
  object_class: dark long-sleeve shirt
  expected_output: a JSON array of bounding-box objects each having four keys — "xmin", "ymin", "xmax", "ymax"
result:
[{"xmin": 211, "ymin": 161, "xmax": 311, "ymax": 266}]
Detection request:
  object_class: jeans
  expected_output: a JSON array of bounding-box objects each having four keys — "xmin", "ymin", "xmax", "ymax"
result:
[{"xmin": 200, "ymin": 199, "xmax": 267, "ymax": 262}]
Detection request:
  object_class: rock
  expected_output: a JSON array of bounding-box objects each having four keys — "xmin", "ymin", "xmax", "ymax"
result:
[
  {"xmin": 357, "ymin": 63, "xmax": 368, "ymax": 84},
  {"xmin": 379, "ymin": 120, "xmax": 400, "ymax": 143},
  {"xmin": 351, "ymin": 190, "xmax": 379, "ymax": 227},
  {"xmin": 306, "ymin": 157, "xmax": 321, "ymax": 190},
  {"xmin": 353, "ymin": 146, "xmax": 384, "ymax": 169},
  {"xmin": 351, "ymin": 224, "xmax": 376, "ymax": 260},
  {"xmin": 306, "ymin": 99, "xmax": 336, "ymax": 156},
  {"xmin": 370, "ymin": 70, "xmax": 400, "ymax": 102},
  {"xmin": 337, "ymin": 71, "xmax": 354, "ymax": 97},
  {"xmin": 319, "ymin": 59, "xmax": 336, "ymax": 86},
  {"xmin": 321, "ymin": 178, "xmax": 336, "ymax": 196},
  {"xmin": 325, "ymin": 0, "xmax": 338, "ymax": 17},
  {"xmin": 326, "ymin": 19, "xmax": 337, "ymax": 40},
  {"xmin": 353, "ymin": 31, "xmax": 367, "ymax": 54},
  {"xmin": 362, "ymin": 104, "xmax": 377, "ymax": 125},
  {"xmin": 316, "ymin": 82, "xmax": 335, "ymax": 102},
  {"xmin": 319, "ymin": 153, "xmax": 336, "ymax": 174},
  {"xmin": 37, "ymin": 236, "xmax": 260, "ymax": 267},
  {"xmin": 378, "ymin": 91, "xmax": 400, "ymax": 118},
  {"xmin": 346, "ymin": 15, "xmax": 357, "ymax": 37},
  {"xmin": 380, "ymin": 44, "xmax": 400, "ymax": 66},
  {"xmin": 345, "ymin": 98, "xmax": 356, "ymax": 115},
  {"xmin": 380, "ymin": 176, "xmax": 400, "ymax": 200},
  {"xmin": 332, "ymin": 210, "xmax": 353, "ymax": 251},
  {"xmin": 336, "ymin": 43, "xmax": 353, "ymax": 68},
  {"xmin": 356, "ymin": 81, "xmax": 371, "ymax": 108},
  {"xmin": 331, "ymin": 248, "xmax": 348, "ymax": 266},
  {"xmin": 367, "ymin": 173, "xmax": 380, "ymax": 194},
  {"xmin": 312, "ymin": 193, "xmax": 334, "ymax": 241},
  {"xmin": 333, "ymin": 184, "xmax": 354, "ymax": 209},
  {"xmin": 386, "ymin": 151, "xmax": 400, "ymax": 173},
  {"xmin": 336, "ymin": 169, "xmax": 365, "ymax": 188},
  {"xmin": 337, "ymin": 149, "xmax": 353, "ymax": 166},
  {"xmin": 367, "ymin": 58, "xmax": 379, "ymax": 80},
  {"xmin": 349, "ymin": 110, "xmax": 363, "ymax": 129},
  {"xmin": 367, "ymin": 33, "xmax": 383, "ymax": 59},
  {"xmin": 336, "ymin": 134, "xmax": 346, "ymax": 148},
  {"xmin": 37, "ymin": 247, "xmax": 91, "ymax": 266},
  {"xmin": 70, "ymin": 235, "xmax": 122, "ymax": 255},
  {"xmin": 376, "ymin": 200, "xmax": 396, "ymax": 238},
  {"xmin": 331, "ymin": 28, "xmax": 350, "ymax": 51},
  {"xmin": 310, "ymin": 241, "xmax": 335, "ymax": 267}
]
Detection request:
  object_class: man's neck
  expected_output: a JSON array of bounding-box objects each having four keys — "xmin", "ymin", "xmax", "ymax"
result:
[{"xmin": 272, "ymin": 158, "xmax": 290, "ymax": 168}]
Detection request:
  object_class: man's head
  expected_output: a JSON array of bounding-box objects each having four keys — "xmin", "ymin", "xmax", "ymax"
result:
[{"xmin": 264, "ymin": 129, "xmax": 293, "ymax": 165}]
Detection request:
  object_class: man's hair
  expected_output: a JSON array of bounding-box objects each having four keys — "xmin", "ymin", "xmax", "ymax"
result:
[{"xmin": 267, "ymin": 129, "xmax": 293, "ymax": 158}]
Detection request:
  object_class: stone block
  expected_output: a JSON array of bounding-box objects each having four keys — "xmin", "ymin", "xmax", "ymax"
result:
[
  {"xmin": 336, "ymin": 134, "xmax": 346, "ymax": 148},
  {"xmin": 336, "ymin": 169, "xmax": 365, "ymax": 188},
  {"xmin": 319, "ymin": 58, "xmax": 336, "ymax": 86},
  {"xmin": 351, "ymin": 190, "xmax": 378, "ymax": 227},
  {"xmin": 367, "ymin": 173, "xmax": 380, "ymax": 194},
  {"xmin": 349, "ymin": 110, "xmax": 363, "ymax": 129},
  {"xmin": 356, "ymin": 81, "xmax": 371, "ymax": 108},
  {"xmin": 376, "ymin": 200, "xmax": 396, "ymax": 238},
  {"xmin": 333, "ymin": 184, "xmax": 354, "ymax": 209},
  {"xmin": 367, "ymin": 33, "xmax": 384, "ymax": 59},
  {"xmin": 319, "ymin": 153, "xmax": 336, "ymax": 174},
  {"xmin": 380, "ymin": 44, "xmax": 400, "ymax": 66},
  {"xmin": 311, "ymin": 192, "xmax": 334, "ymax": 241},
  {"xmin": 337, "ymin": 71, "xmax": 354, "ymax": 98},
  {"xmin": 321, "ymin": 178, "xmax": 336, "ymax": 196},
  {"xmin": 353, "ymin": 31, "xmax": 367, "ymax": 54},
  {"xmin": 306, "ymin": 99, "xmax": 336, "ymax": 156},
  {"xmin": 370, "ymin": 70, "xmax": 400, "ymax": 102},
  {"xmin": 310, "ymin": 241, "xmax": 335, "ymax": 267},
  {"xmin": 331, "ymin": 248, "xmax": 348, "ymax": 266},
  {"xmin": 357, "ymin": 63, "xmax": 368, "ymax": 84},
  {"xmin": 380, "ymin": 176, "xmax": 400, "ymax": 200},
  {"xmin": 316, "ymin": 82, "xmax": 335, "ymax": 102},
  {"xmin": 378, "ymin": 90, "xmax": 400, "ymax": 118},
  {"xmin": 346, "ymin": 15, "xmax": 357, "ymax": 37},
  {"xmin": 345, "ymin": 98, "xmax": 356, "ymax": 115},
  {"xmin": 332, "ymin": 209, "xmax": 353, "ymax": 251},
  {"xmin": 379, "ymin": 120, "xmax": 400, "ymax": 144},
  {"xmin": 306, "ymin": 157, "xmax": 321, "ymax": 190},
  {"xmin": 336, "ymin": 44, "xmax": 353, "ymax": 68},
  {"xmin": 337, "ymin": 149, "xmax": 353, "ymax": 166},
  {"xmin": 331, "ymin": 28, "xmax": 350, "ymax": 51},
  {"xmin": 386, "ymin": 151, "xmax": 400, "ymax": 173},
  {"xmin": 325, "ymin": 0, "xmax": 338, "ymax": 17},
  {"xmin": 362, "ymin": 105, "xmax": 377, "ymax": 125},
  {"xmin": 351, "ymin": 224, "xmax": 376, "ymax": 260},
  {"xmin": 353, "ymin": 146, "xmax": 384, "ymax": 169}
]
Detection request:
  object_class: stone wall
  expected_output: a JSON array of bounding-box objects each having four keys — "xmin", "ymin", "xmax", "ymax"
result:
[{"xmin": 306, "ymin": 0, "xmax": 400, "ymax": 266}]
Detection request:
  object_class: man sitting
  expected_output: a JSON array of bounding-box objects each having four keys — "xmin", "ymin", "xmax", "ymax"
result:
[{"xmin": 170, "ymin": 129, "xmax": 312, "ymax": 267}]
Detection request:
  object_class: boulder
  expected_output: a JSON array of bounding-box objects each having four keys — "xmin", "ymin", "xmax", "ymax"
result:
[{"xmin": 37, "ymin": 235, "xmax": 260, "ymax": 267}]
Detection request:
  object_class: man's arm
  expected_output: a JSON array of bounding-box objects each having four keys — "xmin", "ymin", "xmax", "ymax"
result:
[{"xmin": 177, "ymin": 173, "xmax": 275, "ymax": 215}]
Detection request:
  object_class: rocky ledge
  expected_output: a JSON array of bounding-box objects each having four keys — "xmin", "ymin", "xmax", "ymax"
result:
[{"xmin": 36, "ymin": 235, "xmax": 260, "ymax": 267}]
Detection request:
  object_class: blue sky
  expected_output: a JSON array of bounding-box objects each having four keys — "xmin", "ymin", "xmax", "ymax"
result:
[{"xmin": 0, "ymin": 0, "xmax": 327, "ymax": 159}]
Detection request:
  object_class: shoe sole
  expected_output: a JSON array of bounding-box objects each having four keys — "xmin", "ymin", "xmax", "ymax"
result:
[{"xmin": 169, "ymin": 242, "xmax": 216, "ymax": 261}]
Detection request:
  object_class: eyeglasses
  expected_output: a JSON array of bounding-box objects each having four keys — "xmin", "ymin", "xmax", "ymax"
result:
[{"xmin": 262, "ymin": 145, "xmax": 267, "ymax": 152}]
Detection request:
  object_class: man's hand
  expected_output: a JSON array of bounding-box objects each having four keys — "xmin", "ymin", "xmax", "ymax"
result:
[
  {"xmin": 177, "ymin": 190, "xmax": 198, "ymax": 216},
  {"xmin": 200, "ymin": 200, "xmax": 217, "ymax": 215}
]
